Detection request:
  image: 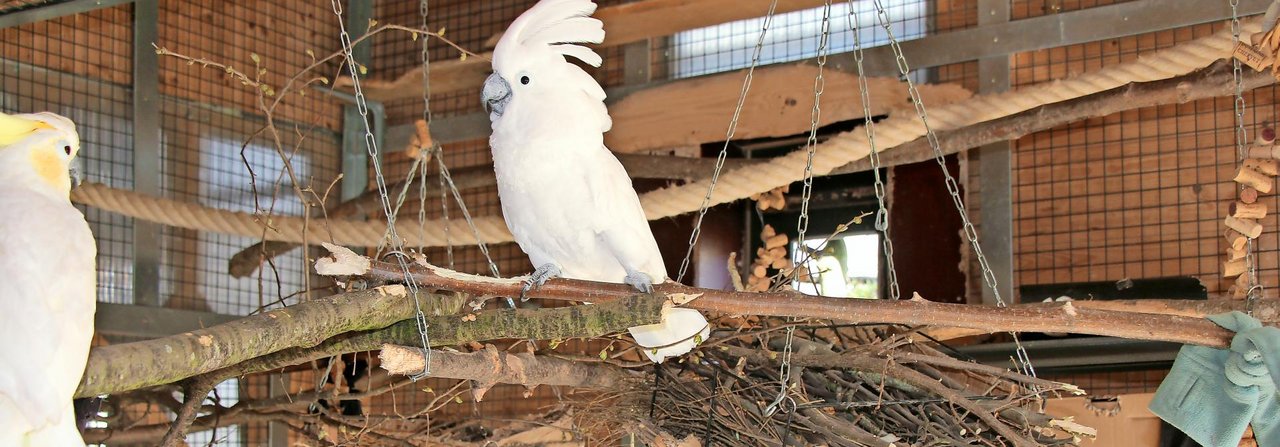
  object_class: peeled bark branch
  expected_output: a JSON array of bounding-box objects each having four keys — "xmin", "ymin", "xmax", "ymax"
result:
[
  {"xmin": 380, "ymin": 344, "xmax": 636, "ymax": 400},
  {"xmin": 362, "ymin": 257, "xmax": 1261, "ymax": 349}
]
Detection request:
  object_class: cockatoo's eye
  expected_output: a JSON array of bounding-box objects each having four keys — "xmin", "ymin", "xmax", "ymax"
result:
[
  {"xmin": 520, "ymin": 75, "xmax": 530, "ymax": 85},
  {"xmin": 63, "ymin": 145, "xmax": 72, "ymax": 156}
]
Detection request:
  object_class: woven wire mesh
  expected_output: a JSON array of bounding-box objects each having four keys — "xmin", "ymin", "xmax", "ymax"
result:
[{"xmin": 1009, "ymin": 22, "xmax": 1274, "ymax": 298}]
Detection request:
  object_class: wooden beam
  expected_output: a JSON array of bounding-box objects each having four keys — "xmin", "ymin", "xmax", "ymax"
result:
[
  {"xmin": 605, "ymin": 64, "xmax": 972, "ymax": 153},
  {"xmin": 336, "ymin": 51, "xmax": 494, "ymax": 103},
  {"xmin": 344, "ymin": 0, "xmax": 830, "ymax": 102},
  {"xmin": 484, "ymin": 0, "xmax": 829, "ymax": 48}
]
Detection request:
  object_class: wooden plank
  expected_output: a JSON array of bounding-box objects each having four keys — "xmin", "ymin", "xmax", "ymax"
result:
[
  {"xmin": 341, "ymin": 51, "xmax": 494, "ymax": 103},
  {"xmin": 346, "ymin": 0, "xmax": 828, "ymax": 102},
  {"xmin": 605, "ymin": 64, "xmax": 973, "ymax": 153},
  {"xmin": 483, "ymin": 0, "xmax": 829, "ymax": 49}
]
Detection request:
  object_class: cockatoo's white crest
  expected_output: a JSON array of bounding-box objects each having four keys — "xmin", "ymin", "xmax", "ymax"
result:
[{"xmin": 494, "ymin": 0, "xmax": 604, "ymax": 69}]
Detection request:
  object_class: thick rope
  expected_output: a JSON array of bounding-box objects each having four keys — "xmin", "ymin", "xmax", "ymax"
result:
[
  {"xmin": 73, "ymin": 23, "xmax": 1251, "ymax": 248},
  {"xmin": 71, "ymin": 183, "xmax": 509, "ymax": 247}
]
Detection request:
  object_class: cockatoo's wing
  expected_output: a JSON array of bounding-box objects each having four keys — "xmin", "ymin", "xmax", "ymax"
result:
[
  {"xmin": 584, "ymin": 147, "xmax": 711, "ymax": 363},
  {"xmin": 0, "ymin": 188, "xmax": 96, "ymax": 442},
  {"xmin": 585, "ymin": 147, "xmax": 667, "ymax": 281}
]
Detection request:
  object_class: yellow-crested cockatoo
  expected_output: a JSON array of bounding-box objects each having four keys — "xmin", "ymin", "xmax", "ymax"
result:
[
  {"xmin": 0, "ymin": 111, "xmax": 96, "ymax": 446},
  {"xmin": 483, "ymin": 0, "xmax": 709, "ymax": 363}
]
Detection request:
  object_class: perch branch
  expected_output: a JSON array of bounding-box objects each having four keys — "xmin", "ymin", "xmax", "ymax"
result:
[
  {"xmin": 76, "ymin": 285, "xmax": 465, "ymax": 397},
  {"xmin": 358, "ymin": 254, "xmax": 1259, "ymax": 348},
  {"xmin": 77, "ymin": 294, "xmax": 663, "ymax": 397}
]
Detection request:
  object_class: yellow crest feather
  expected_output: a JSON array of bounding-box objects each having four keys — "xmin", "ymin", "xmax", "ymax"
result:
[{"xmin": 0, "ymin": 112, "xmax": 51, "ymax": 146}]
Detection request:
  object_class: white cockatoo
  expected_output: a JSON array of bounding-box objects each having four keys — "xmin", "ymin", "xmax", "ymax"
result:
[
  {"xmin": 484, "ymin": 0, "xmax": 709, "ymax": 363},
  {"xmin": 0, "ymin": 111, "xmax": 96, "ymax": 446}
]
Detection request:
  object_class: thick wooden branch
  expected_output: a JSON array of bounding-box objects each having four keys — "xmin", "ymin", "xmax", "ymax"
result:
[
  {"xmin": 77, "ymin": 286, "xmax": 462, "ymax": 397},
  {"xmin": 77, "ymin": 293, "xmax": 663, "ymax": 397},
  {"xmin": 360, "ymin": 255, "xmax": 1272, "ymax": 349}
]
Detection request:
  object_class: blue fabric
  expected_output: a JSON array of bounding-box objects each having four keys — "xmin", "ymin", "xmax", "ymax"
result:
[{"xmin": 1148, "ymin": 311, "xmax": 1280, "ymax": 447}]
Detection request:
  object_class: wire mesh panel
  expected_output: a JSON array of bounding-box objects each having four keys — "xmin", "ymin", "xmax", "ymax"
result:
[{"xmin": 1009, "ymin": 22, "xmax": 1276, "ymax": 297}]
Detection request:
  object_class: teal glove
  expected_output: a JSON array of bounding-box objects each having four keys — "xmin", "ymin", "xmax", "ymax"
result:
[{"xmin": 1149, "ymin": 311, "xmax": 1280, "ymax": 447}]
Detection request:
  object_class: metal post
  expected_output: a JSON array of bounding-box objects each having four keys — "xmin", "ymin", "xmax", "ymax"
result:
[
  {"xmin": 976, "ymin": 0, "xmax": 1012, "ymax": 306},
  {"xmin": 132, "ymin": 0, "xmax": 161, "ymax": 307},
  {"xmin": 340, "ymin": 0, "xmax": 375, "ymax": 201}
]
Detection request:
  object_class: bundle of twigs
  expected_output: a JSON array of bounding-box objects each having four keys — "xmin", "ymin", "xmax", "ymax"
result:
[{"xmin": 583, "ymin": 322, "xmax": 1094, "ymax": 447}]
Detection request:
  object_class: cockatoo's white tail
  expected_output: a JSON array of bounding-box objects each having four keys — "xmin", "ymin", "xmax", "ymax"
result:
[{"xmin": 628, "ymin": 307, "xmax": 711, "ymax": 363}]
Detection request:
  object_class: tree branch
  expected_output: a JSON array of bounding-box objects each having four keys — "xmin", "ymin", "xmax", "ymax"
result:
[
  {"xmin": 380, "ymin": 344, "xmax": 637, "ymax": 400},
  {"xmin": 359, "ymin": 254, "xmax": 1263, "ymax": 349},
  {"xmin": 158, "ymin": 377, "xmax": 217, "ymax": 447},
  {"xmin": 77, "ymin": 286, "xmax": 465, "ymax": 397},
  {"xmin": 77, "ymin": 294, "xmax": 663, "ymax": 397}
]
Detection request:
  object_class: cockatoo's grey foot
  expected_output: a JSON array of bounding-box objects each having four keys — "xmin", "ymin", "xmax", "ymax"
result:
[
  {"xmin": 521, "ymin": 263, "xmax": 562, "ymax": 301},
  {"xmin": 624, "ymin": 271, "xmax": 655, "ymax": 294}
]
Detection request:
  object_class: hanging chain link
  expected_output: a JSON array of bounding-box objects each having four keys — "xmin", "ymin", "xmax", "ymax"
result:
[
  {"xmin": 846, "ymin": 1, "xmax": 900, "ymax": 300},
  {"xmin": 418, "ymin": 0, "xmax": 435, "ymax": 258},
  {"xmin": 1230, "ymin": 0, "xmax": 1260, "ymax": 315},
  {"xmin": 676, "ymin": 0, "xmax": 780, "ymax": 283},
  {"xmin": 330, "ymin": 0, "xmax": 433, "ymax": 379},
  {"xmin": 438, "ymin": 153, "xmax": 455, "ymax": 267},
  {"xmin": 870, "ymin": 0, "xmax": 1037, "ymax": 380},
  {"xmin": 766, "ymin": 0, "xmax": 831, "ymax": 417}
]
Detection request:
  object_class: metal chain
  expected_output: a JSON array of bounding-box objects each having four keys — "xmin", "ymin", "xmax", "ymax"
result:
[
  {"xmin": 676, "ymin": 0, "xmax": 780, "ymax": 283},
  {"xmin": 1231, "ymin": 0, "xmax": 1260, "ymax": 315},
  {"xmin": 438, "ymin": 153, "xmax": 454, "ymax": 267},
  {"xmin": 766, "ymin": 0, "xmax": 831, "ymax": 418},
  {"xmin": 846, "ymin": 0, "xmax": 900, "ymax": 300},
  {"xmin": 870, "ymin": 0, "xmax": 1038, "ymax": 380},
  {"xmin": 330, "ymin": 0, "xmax": 433, "ymax": 379},
  {"xmin": 418, "ymin": 0, "xmax": 434, "ymax": 257},
  {"xmin": 420, "ymin": 0, "xmax": 455, "ymax": 268},
  {"xmin": 437, "ymin": 160, "xmax": 503, "ymax": 282}
]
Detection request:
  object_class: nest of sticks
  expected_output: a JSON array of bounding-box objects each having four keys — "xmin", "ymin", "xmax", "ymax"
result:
[{"xmin": 568, "ymin": 322, "xmax": 1092, "ymax": 447}]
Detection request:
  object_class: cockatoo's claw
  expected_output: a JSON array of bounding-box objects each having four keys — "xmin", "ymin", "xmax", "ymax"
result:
[
  {"xmin": 521, "ymin": 263, "xmax": 562, "ymax": 301},
  {"xmin": 624, "ymin": 271, "xmax": 654, "ymax": 294}
]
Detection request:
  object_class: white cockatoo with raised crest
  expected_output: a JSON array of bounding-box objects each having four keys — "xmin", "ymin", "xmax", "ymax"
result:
[
  {"xmin": 0, "ymin": 111, "xmax": 96, "ymax": 446},
  {"xmin": 483, "ymin": 0, "xmax": 709, "ymax": 363}
]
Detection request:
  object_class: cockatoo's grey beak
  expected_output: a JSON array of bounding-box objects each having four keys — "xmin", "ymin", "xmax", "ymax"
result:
[
  {"xmin": 68, "ymin": 156, "xmax": 83, "ymax": 190},
  {"xmin": 482, "ymin": 73, "xmax": 512, "ymax": 121}
]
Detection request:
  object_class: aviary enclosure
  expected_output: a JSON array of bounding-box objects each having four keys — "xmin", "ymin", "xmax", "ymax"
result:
[{"xmin": 0, "ymin": 0, "xmax": 1277, "ymax": 445}]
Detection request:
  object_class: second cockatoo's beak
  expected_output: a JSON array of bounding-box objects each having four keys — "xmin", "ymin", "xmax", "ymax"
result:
[
  {"xmin": 68, "ymin": 156, "xmax": 83, "ymax": 189},
  {"xmin": 482, "ymin": 73, "xmax": 512, "ymax": 121}
]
